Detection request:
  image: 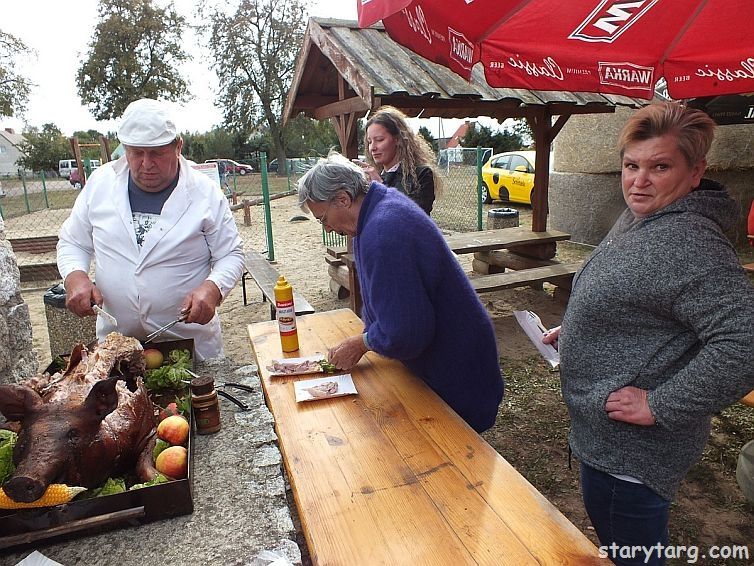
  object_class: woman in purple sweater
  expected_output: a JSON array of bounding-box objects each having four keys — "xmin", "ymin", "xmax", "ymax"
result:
[{"xmin": 298, "ymin": 153, "xmax": 503, "ymax": 432}]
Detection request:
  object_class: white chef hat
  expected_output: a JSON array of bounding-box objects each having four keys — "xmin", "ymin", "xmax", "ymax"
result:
[{"xmin": 117, "ymin": 99, "xmax": 178, "ymax": 147}]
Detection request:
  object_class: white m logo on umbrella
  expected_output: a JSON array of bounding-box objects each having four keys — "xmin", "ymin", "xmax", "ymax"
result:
[{"xmin": 569, "ymin": 0, "xmax": 660, "ymax": 43}]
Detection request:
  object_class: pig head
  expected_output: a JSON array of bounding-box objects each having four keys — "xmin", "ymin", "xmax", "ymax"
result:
[{"xmin": 0, "ymin": 334, "xmax": 157, "ymax": 503}]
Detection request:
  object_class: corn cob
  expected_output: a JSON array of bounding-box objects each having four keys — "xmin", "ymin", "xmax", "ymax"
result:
[{"xmin": 0, "ymin": 484, "xmax": 86, "ymax": 509}]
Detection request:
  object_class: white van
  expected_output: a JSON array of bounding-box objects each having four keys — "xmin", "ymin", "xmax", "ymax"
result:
[{"xmin": 59, "ymin": 159, "xmax": 101, "ymax": 179}]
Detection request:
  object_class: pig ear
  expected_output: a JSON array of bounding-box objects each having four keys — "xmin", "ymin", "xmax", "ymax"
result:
[
  {"xmin": 83, "ymin": 378, "xmax": 120, "ymax": 420},
  {"xmin": 0, "ymin": 384, "xmax": 44, "ymax": 422}
]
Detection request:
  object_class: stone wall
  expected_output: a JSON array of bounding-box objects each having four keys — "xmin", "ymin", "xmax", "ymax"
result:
[
  {"xmin": 0, "ymin": 216, "xmax": 37, "ymax": 384},
  {"xmin": 551, "ymin": 107, "xmax": 754, "ymax": 245}
]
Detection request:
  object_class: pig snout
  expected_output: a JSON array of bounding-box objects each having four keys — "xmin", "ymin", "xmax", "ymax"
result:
[{"xmin": 3, "ymin": 475, "xmax": 48, "ymax": 503}]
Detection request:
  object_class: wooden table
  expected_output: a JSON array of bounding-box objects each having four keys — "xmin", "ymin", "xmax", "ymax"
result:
[
  {"xmin": 248, "ymin": 309, "xmax": 607, "ymax": 565},
  {"xmin": 444, "ymin": 226, "xmax": 571, "ymax": 255}
]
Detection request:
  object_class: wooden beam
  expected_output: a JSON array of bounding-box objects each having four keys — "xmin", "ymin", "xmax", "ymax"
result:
[
  {"xmin": 69, "ymin": 138, "xmax": 86, "ymax": 188},
  {"xmin": 527, "ymin": 107, "xmax": 552, "ymax": 233},
  {"xmin": 283, "ymin": 27, "xmax": 316, "ymax": 125},
  {"xmin": 314, "ymin": 96, "xmax": 369, "ymax": 121},
  {"xmin": 548, "ymin": 114, "xmax": 571, "ymax": 145},
  {"xmin": 294, "ymin": 94, "xmax": 340, "ymax": 109}
]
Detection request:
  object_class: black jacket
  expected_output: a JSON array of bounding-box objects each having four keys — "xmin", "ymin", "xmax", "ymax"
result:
[{"xmin": 380, "ymin": 164, "xmax": 435, "ymax": 215}]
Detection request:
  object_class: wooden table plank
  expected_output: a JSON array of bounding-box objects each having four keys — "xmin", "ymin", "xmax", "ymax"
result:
[
  {"xmin": 444, "ymin": 227, "xmax": 571, "ymax": 255},
  {"xmin": 249, "ymin": 309, "xmax": 607, "ymax": 565}
]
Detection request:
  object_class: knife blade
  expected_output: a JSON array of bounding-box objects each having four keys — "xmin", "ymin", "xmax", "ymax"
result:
[{"xmin": 92, "ymin": 304, "xmax": 118, "ymax": 327}]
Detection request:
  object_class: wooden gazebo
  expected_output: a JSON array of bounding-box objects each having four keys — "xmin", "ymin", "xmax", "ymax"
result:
[
  {"xmin": 285, "ymin": 18, "xmax": 641, "ymax": 228},
  {"xmin": 283, "ymin": 18, "xmax": 642, "ymax": 309}
]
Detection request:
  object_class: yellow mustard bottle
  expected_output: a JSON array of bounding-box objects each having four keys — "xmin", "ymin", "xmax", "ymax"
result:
[{"xmin": 274, "ymin": 276, "xmax": 299, "ymax": 352}]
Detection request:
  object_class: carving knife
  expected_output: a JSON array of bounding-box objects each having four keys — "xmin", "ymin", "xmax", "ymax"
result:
[{"xmin": 92, "ymin": 304, "xmax": 118, "ymax": 327}]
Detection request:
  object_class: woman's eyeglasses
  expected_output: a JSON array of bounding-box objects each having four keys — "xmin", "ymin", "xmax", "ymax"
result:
[{"xmin": 316, "ymin": 201, "xmax": 333, "ymax": 226}]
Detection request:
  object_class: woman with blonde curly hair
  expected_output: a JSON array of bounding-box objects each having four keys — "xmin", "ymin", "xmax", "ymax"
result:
[{"xmin": 359, "ymin": 106, "xmax": 440, "ymax": 215}]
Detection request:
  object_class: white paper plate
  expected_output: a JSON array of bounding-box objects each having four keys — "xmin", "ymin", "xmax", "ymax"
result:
[{"xmin": 294, "ymin": 374, "xmax": 358, "ymax": 402}]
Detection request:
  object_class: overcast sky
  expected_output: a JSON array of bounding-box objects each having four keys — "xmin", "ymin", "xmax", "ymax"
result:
[
  {"xmin": 0, "ymin": 0, "xmax": 360, "ymax": 135},
  {"xmin": 0, "ymin": 0, "xmax": 491, "ymax": 140}
]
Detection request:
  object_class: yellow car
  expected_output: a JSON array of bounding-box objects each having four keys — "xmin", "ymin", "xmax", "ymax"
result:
[{"xmin": 481, "ymin": 150, "xmax": 536, "ymax": 204}]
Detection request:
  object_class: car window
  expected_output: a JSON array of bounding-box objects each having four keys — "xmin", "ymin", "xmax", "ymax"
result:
[
  {"xmin": 509, "ymin": 155, "xmax": 531, "ymax": 173},
  {"xmin": 492, "ymin": 156, "xmax": 511, "ymax": 170}
]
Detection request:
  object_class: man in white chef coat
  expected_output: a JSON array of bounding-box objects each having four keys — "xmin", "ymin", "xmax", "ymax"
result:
[{"xmin": 57, "ymin": 98, "xmax": 245, "ymax": 360}]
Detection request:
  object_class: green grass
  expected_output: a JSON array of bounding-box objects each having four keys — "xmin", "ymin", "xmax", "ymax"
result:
[{"xmin": 0, "ymin": 188, "xmax": 80, "ymax": 219}]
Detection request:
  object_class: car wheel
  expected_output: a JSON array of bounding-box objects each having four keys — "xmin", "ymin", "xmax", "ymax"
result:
[
  {"xmin": 481, "ymin": 183, "xmax": 493, "ymax": 204},
  {"xmin": 239, "ymin": 169, "xmax": 248, "ymax": 176}
]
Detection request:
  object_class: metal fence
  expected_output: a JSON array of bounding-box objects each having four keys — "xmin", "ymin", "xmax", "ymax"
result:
[
  {"xmin": 433, "ymin": 147, "xmax": 490, "ymax": 233},
  {"xmin": 2, "ymin": 147, "xmax": 490, "ymax": 284}
]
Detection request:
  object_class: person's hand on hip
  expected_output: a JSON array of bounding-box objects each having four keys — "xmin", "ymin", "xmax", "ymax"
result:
[{"xmin": 605, "ymin": 386, "xmax": 656, "ymax": 426}]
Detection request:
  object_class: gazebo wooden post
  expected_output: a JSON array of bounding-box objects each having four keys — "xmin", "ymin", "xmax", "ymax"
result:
[
  {"xmin": 523, "ymin": 107, "xmax": 572, "ymax": 260},
  {"xmin": 328, "ymin": 75, "xmax": 364, "ymax": 314}
]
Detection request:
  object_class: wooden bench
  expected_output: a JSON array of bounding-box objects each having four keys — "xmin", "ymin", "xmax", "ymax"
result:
[
  {"xmin": 248, "ymin": 309, "xmax": 608, "ymax": 565},
  {"xmin": 472, "ymin": 262, "xmax": 582, "ymax": 294},
  {"xmin": 242, "ymin": 249, "xmax": 315, "ymax": 319}
]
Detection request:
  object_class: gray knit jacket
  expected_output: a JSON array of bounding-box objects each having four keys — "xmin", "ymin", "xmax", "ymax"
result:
[{"xmin": 561, "ymin": 178, "xmax": 754, "ymax": 500}]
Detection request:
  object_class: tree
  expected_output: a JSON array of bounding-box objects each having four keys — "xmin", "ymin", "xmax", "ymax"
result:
[
  {"xmin": 418, "ymin": 126, "xmax": 436, "ymax": 151},
  {"xmin": 77, "ymin": 0, "xmax": 190, "ymax": 120},
  {"xmin": 462, "ymin": 123, "xmax": 525, "ymax": 154},
  {"xmin": 17, "ymin": 124, "xmax": 70, "ymax": 173},
  {"xmin": 283, "ymin": 115, "xmax": 340, "ymax": 158},
  {"xmin": 0, "ymin": 30, "xmax": 33, "ymax": 118},
  {"xmin": 207, "ymin": 0, "xmax": 308, "ymax": 172}
]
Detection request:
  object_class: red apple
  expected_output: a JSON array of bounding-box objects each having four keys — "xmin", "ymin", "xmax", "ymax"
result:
[
  {"xmin": 158, "ymin": 402, "xmax": 179, "ymax": 422},
  {"xmin": 157, "ymin": 414, "xmax": 190, "ymax": 446},
  {"xmin": 155, "ymin": 445, "xmax": 188, "ymax": 479},
  {"xmin": 143, "ymin": 348, "xmax": 164, "ymax": 370}
]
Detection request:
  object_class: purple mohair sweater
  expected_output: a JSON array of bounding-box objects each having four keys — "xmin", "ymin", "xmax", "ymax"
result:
[{"xmin": 354, "ymin": 183, "xmax": 504, "ymax": 432}]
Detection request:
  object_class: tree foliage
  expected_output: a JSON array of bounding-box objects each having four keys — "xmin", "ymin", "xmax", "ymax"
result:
[
  {"xmin": 0, "ymin": 30, "xmax": 33, "ymax": 118},
  {"xmin": 418, "ymin": 126, "xmax": 436, "ymax": 151},
  {"xmin": 462, "ymin": 122, "xmax": 526, "ymax": 154},
  {"xmin": 17, "ymin": 124, "xmax": 70, "ymax": 173},
  {"xmin": 283, "ymin": 115, "xmax": 340, "ymax": 158},
  {"xmin": 77, "ymin": 0, "xmax": 190, "ymax": 120},
  {"xmin": 207, "ymin": 0, "xmax": 308, "ymax": 167},
  {"xmin": 182, "ymin": 128, "xmax": 236, "ymax": 164}
]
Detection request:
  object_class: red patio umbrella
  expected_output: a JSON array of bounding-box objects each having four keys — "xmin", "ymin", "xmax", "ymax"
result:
[{"xmin": 357, "ymin": 0, "xmax": 754, "ymax": 100}]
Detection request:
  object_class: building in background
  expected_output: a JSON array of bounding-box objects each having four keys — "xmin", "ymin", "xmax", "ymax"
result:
[{"xmin": 0, "ymin": 128, "xmax": 26, "ymax": 177}]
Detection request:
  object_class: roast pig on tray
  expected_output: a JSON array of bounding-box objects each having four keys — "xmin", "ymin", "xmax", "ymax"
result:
[{"xmin": 0, "ymin": 333, "xmax": 159, "ymax": 503}]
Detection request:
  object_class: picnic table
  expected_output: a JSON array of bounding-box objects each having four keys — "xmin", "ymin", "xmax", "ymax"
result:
[
  {"xmin": 248, "ymin": 308, "xmax": 608, "ymax": 565},
  {"xmin": 340, "ymin": 227, "xmax": 580, "ymax": 312}
]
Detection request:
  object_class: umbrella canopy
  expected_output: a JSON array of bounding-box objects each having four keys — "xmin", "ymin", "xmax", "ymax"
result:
[{"xmin": 358, "ymin": 0, "xmax": 754, "ymax": 100}]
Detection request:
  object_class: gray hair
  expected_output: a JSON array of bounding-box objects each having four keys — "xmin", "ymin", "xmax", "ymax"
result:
[{"xmin": 298, "ymin": 152, "xmax": 369, "ymax": 211}]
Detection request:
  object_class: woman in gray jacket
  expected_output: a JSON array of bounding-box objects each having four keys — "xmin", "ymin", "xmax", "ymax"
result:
[{"xmin": 544, "ymin": 102, "xmax": 754, "ymax": 565}]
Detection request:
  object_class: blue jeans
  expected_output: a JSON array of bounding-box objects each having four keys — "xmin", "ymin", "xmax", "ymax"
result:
[{"xmin": 580, "ymin": 463, "xmax": 671, "ymax": 566}]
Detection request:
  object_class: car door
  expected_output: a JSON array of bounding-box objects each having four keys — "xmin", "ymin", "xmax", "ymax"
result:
[
  {"xmin": 485, "ymin": 154, "xmax": 511, "ymax": 200},
  {"xmin": 507, "ymin": 154, "xmax": 535, "ymax": 203}
]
